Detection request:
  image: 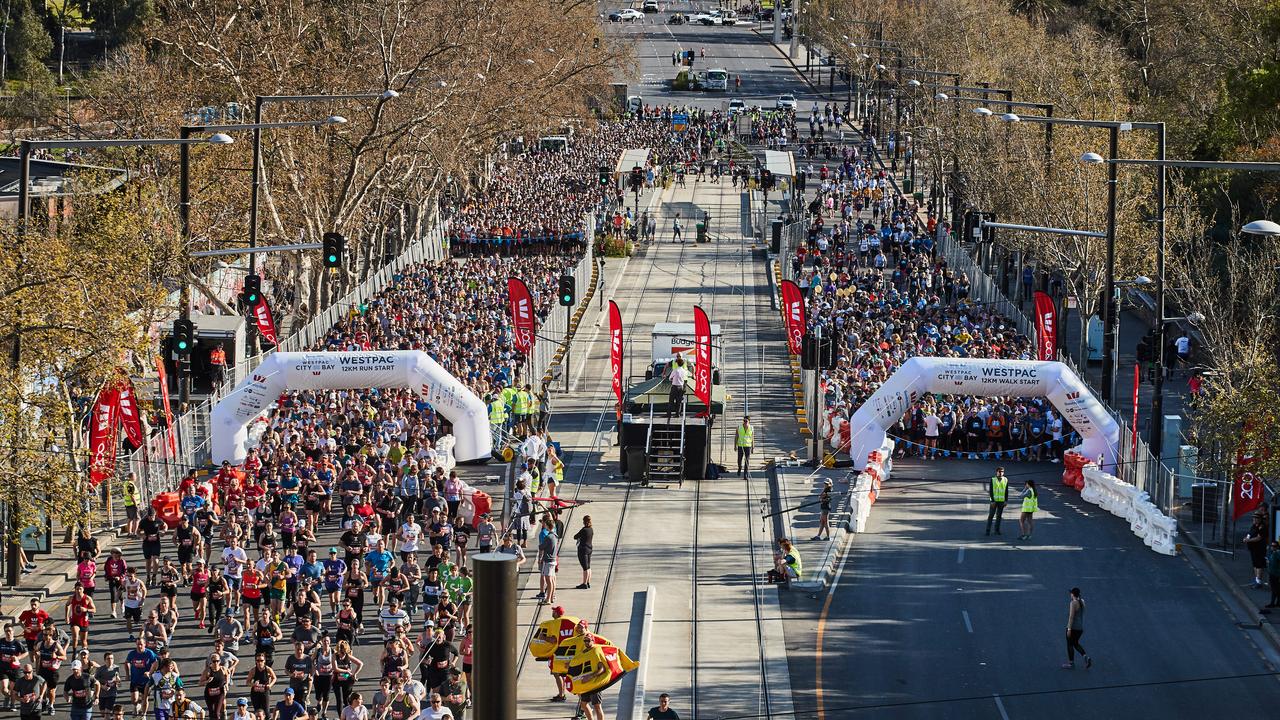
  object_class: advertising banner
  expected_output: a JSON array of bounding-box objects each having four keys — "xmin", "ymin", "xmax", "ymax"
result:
[
  {"xmin": 780, "ymin": 279, "xmax": 806, "ymax": 356},
  {"xmin": 508, "ymin": 277, "xmax": 536, "ymax": 354},
  {"xmin": 609, "ymin": 301, "xmax": 624, "ymax": 418},
  {"xmin": 1033, "ymin": 291, "xmax": 1057, "ymax": 361},
  {"xmin": 116, "ymin": 375, "xmax": 145, "ymax": 449},
  {"xmin": 251, "ymin": 297, "xmax": 280, "ymax": 346},
  {"xmin": 87, "ymin": 383, "xmax": 121, "ymax": 487},
  {"xmin": 693, "ymin": 305, "xmax": 712, "ymax": 410}
]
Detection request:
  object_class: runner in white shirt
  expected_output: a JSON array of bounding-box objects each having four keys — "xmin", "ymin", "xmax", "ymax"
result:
[
  {"xmin": 397, "ymin": 518, "xmax": 423, "ymax": 559},
  {"xmin": 378, "ymin": 599, "xmax": 410, "ymax": 641}
]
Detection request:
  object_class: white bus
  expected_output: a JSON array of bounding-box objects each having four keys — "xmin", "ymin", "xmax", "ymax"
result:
[{"xmin": 704, "ymin": 68, "xmax": 729, "ymax": 91}]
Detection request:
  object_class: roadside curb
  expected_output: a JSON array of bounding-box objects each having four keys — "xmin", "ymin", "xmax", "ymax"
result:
[
  {"xmin": 627, "ymin": 585, "xmax": 657, "ymax": 720},
  {"xmin": 1178, "ymin": 522, "xmax": 1280, "ymax": 656}
]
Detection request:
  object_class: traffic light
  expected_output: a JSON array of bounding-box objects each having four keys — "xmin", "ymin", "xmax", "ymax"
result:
[
  {"xmin": 322, "ymin": 232, "xmax": 346, "ymax": 269},
  {"xmin": 558, "ymin": 275, "xmax": 575, "ymax": 307},
  {"xmin": 241, "ymin": 274, "xmax": 262, "ymax": 306},
  {"xmin": 598, "ymin": 166, "xmax": 611, "ymax": 187},
  {"xmin": 630, "ymin": 165, "xmax": 644, "ymax": 191},
  {"xmin": 761, "ymin": 168, "xmax": 774, "ymax": 191},
  {"xmin": 172, "ymin": 317, "xmax": 195, "ymax": 356}
]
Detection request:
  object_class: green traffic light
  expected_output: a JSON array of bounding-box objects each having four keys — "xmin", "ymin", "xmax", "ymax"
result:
[
  {"xmin": 177, "ymin": 340, "xmax": 188, "ymax": 350},
  {"xmin": 328, "ymin": 254, "xmax": 338, "ymax": 263}
]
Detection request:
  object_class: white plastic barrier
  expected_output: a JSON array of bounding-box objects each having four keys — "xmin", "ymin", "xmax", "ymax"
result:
[
  {"xmin": 847, "ymin": 439, "xmax": 895, "ymax": 532},
  {"xmin": 1081, "ymin": 466, "xmax": 1177, "ymax": 555}
]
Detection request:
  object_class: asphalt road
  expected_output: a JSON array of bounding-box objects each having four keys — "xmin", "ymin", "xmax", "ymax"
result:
[{"xmin": 782, "ymin": 458, "xmax": 1280, "ymax": 719}]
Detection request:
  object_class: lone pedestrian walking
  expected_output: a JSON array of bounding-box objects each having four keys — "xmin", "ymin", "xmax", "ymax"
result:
[
  {"xmin": 647, "ymin": 692, "xmax": 680, "ymax": 719},
  {"xmin": 985, "ymin": 467, "xmax": 1008, "ymax": 536},
  {"xmin": 735, "ymin": 416, "xmax": 754, "ymax": 477},
  {"xmin": 1062, "ymin": 587, "xmax": 1092, "ymax": 669},
  {"xmin": 672, "ymin": 214, "xmax": 683, "ymax": 242},
  {"xmin": 1244, "ymin": 511, "xmax": 1269, "ymax": 589},
  {"xmin": 1018, "ymin": 479, "xmax": 1038, "ymax": 540}
]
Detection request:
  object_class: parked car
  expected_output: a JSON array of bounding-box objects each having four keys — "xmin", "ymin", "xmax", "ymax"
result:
[
  {"xmin": 775, "ymin": 94, "xmax": 798, "ymax": 110},
  {"xmin": 642, "ymin": 0, "xmax": 660, "ymax": 12},
  {"xmin": 609, "ymin": 8, "xmax": 644, "ymax": 21},
  {"xmin": 727, "ymin": 98, "xmax": 747, "ymax": 114}
]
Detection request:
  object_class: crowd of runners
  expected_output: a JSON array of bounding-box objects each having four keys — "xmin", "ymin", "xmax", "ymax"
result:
[
  {"xmin": 0, "ymin": 116, "xmax": 700, "ymax": 720},
  {"xmin": 791, "ymin": 138, "xmax": 1074, "ymax": 461}
]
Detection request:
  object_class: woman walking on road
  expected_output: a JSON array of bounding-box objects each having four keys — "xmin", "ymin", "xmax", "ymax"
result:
[
  {"xmin": 1018, "ymin": 479, "xmax": 1038, "ymax": 540},
  {"xmin": 574, "ymin": 516, "xmax": 594, "ymax": 589},
  {"xmin": 1063, "ymin": 587, "xmax": 1092, "ymax": 669}
]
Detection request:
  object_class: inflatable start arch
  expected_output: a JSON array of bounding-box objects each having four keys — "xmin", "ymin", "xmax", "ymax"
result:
[
  {"xmin": 210, "ymin": 351, "xmax": 492, "ymax": 465},
  {"xmin": 847, "ymin": 357, "xmax": 1120, "ymax": 468}
]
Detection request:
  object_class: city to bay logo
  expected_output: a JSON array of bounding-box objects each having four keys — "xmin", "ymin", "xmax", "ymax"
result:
[
  {"xmin": 294, "ymin": 354, "xmax": 336, "ymax": 376},
  {"xmin": 935, "ymin": 362, "xmax": 978, "ymax": 386}
]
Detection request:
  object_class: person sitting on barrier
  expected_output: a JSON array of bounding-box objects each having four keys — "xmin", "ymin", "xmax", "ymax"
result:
[{"xmin": 768, "ymin": 538, "xmax": 802, "ymax": 588}]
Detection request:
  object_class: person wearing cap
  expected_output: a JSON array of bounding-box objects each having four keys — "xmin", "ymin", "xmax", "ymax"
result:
[
  {"xmin": 63, "ymin": 658, "xmax": 98, "ymax": 720},
  {"xmin": 735, "ymin": 416, "xmax": 755, "ymax": 477},
  {"xmin": 813, "ymin": 480, "xmax": 833, "ymax": 541},
  {"xmin": 230, "ymin": 696, "xmax": 252, "ymax": 720},
  {"xmin": 1245, "ymin": 511, "xmax": 1270, "ymax": 589},
  {"xmin": 271, "ymin": 686, "xmax": 306, "ymax": 720}
]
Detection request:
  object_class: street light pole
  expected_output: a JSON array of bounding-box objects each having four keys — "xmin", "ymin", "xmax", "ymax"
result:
[
  {"xmin": 1103, "ymin": 124, "xmax": 1120, "ymax": 406},
  {"xmin": 1151, "ymin": 123, "xmax": 1167, "ymax": 458}
]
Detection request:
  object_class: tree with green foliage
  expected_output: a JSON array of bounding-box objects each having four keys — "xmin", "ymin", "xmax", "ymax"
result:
[
  {"xmin": 5, "ymin": 0, "xmax": 52, "ymax": 85},
  {"xmin": 82, "ymin": 0, "xmax": 153, "ymax": 50}
]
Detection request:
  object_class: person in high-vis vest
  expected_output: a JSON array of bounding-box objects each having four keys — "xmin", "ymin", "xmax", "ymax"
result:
[
  {"xmin": 500, "ymin": 382, "xmax": 518, "ymax": 418},
  {"xmin": 487, "ymin": 394, "xmax": 509, "ymax": 432},
  {"xmin": 771, "ymin": 538, "xmax": 802, "ymax": 589},
  {"xmin": 736, "ymin": 416, "xmax": 755, "ymax": 477},
  {"xmin": 985, "ymin": 466, "xmax": 1008, "ymax": 536},
  {"xmin": 549, "ymin": 453, "xmax": 565, "ymax": 498},
  {"xmin": 122, "ymin": 472, "xmax": 140, "ymax": 537},
  {"xmin": 511, "ymin": 385, "xmax": 532, "ymax": 436},
  {"xmin": 1019, "ymin": 479, "xmax": 1039, "ymax": 540}
]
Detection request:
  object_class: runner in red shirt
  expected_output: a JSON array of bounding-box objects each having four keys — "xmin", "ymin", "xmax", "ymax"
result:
[
  {"xmin": 63, "ymin": 583, "xmax": 96, "ymax": 650},
  {"xmin": 17, "ymin": 599, "xmax": 49, "ymax": 656},
  {"xmin": 241, "ymin": 566, "xmax": 264, "ymax": 628},
  {"xmin": 244, "ymin": 480, "xmax": 266, "ymax": 519}
]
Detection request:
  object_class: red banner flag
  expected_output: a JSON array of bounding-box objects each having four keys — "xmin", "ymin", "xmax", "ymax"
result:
[
  {"xmin": 1232, "ymin": 422, "xmax": 1270, "ymax": 520},
  {"xmin": 693, "ymin": 305, "xmax": 712, "ymax": 410},
  {"xmin": 251, "ymin": 297, "xmax": 280, "ymax": 346},
  {"xmin": 507, "ymin": 277, "xmax": 536, "ymax": 354},
  {"xmin": 780, "ymin": 279, "xmax": 806, "ymax": 356},
  {"xmin": 88, "ymin": 382, "xmax": 121, "ymax": 488},
  {"xmin": 609, "ymin": 300, "xmax": 624, "ymax": 419},
  {"xmin": 1032, "ymin": 291, "xmax": 1057, "ymax": 361},
  {"xmin": 1131, "ymin": 364, "xmax": 1140, "ymax": 457},
  {"xmin": 117, "ymin": 375, "xmax": 145, "ymax": 449},
  {"xmin": 154, "ymin": 357, "xmax": 176, "ymax": 456}
]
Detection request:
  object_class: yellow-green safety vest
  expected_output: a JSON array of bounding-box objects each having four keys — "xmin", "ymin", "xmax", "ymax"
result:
[
  {"xmin": 489, "ymin": 401, "xmax": 508, "ymax": 424},
  {"xmin": 512, "ymin": 391, "xmax": 531, "ymax": 415},
  {"xmin": 785, "ymin": 547, "xmax": 803, "ymax": 578},
  {"xmin": 991, "ymin": 477, "xmax": 1007, "ymax": 503},
  {"xmin": 553, "ymin": 457, "xmax": 564, "ymax": 483},
  {"xmin": 500, "ymin": 386, "xmax": 517, "ymax": 410},
  {"xmin": 1021, "ymin": 489, "xmax": 1038, "ymax": 513},
  {"xmin": 122, "ymin": 481, "xmax": 137, "ymax": 508},
  {"xmin": 736, "ymin": 425, "xmax": 754, "ymax": 448}
]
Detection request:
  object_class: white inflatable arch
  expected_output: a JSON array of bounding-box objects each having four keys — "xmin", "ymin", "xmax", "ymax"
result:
[
  {"xmin": 847, "ymin": 357, "xmax": 1120, "ymax": 468},
  {"xmin": 211, "ymin": 351, "xmax": 492, "ymax": 465}
]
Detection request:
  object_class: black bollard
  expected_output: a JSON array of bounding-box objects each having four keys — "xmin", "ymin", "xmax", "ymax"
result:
[{"xmin": 472, "ymin": 552, "xmax": 518, "ymax": 720}]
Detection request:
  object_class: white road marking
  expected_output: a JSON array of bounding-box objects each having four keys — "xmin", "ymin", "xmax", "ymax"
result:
[
  {"xmin": 994, "ymin": 694, "xmax": 1011, "ymax": 720},
  {"xmin": 962, "ymin": 610, "xmax": 973, "ymax": 634}
]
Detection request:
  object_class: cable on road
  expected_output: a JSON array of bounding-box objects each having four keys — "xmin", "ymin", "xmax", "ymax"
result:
[{"xmin": 708, "ymin": 668, "xmax": 1280, "ymax": 719}]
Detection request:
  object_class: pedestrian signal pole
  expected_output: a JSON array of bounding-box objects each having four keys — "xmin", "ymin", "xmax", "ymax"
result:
[{"xmin": 472, "ymin": 553, "xmax": 517, "ymax": 720}]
